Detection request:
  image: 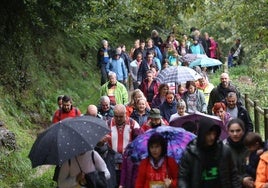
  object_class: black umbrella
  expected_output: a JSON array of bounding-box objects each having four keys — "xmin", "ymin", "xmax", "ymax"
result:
[{"xmin": 29, "ymin": 116, "xmax": 110, "ymax": 168}]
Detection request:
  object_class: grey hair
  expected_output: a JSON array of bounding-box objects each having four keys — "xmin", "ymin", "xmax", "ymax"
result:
[
  {"xmin": 100, "ymin": 96, "xmax": 110, "ymax": 103},
  {"xmin": 102, "ymin": 39, "xmax": 108, "ymax": 45},
  {"xmin": 226, "ymin": 91, "xmax": 237, "ymax": 98},
  {"xmin": 108, "ymin": 71, "xmax": 116, "ymax": 77}
]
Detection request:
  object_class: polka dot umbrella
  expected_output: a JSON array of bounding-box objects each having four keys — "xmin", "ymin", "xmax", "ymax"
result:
[{"xmin": 29, "ymin": 116, "xmax": 110, "ymax": 168}]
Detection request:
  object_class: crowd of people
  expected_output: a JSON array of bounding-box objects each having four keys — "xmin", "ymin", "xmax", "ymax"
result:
[{"xmin": 49, "ymin": 29, "xmax": 266, "ymax": 188}]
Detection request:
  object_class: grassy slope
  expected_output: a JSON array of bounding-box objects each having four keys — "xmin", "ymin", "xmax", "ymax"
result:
[{"xmin": 0, "ymin": 34, "xmax": 102, "ymax": 187}]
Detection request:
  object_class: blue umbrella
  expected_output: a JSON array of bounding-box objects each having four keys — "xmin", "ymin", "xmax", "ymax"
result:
[{"xmin": 189, "ymin": 57, "xmax": 222, "ymax": 68}]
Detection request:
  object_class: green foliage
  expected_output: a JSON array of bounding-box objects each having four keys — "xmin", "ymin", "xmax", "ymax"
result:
[{"xmin": 0, "ymin": 0, "xmax": 267, "ymax": 186}]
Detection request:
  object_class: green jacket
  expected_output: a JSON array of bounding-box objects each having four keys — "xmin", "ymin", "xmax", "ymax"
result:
[{"xmin": 100, "ymin": 81, "xmax": 128, "ymax": 105}]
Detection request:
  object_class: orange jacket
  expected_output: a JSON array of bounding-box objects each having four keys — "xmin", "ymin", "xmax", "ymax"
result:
[{"xmin": 255, "ymin": 151, "xmax": 268, "ymax": 188}]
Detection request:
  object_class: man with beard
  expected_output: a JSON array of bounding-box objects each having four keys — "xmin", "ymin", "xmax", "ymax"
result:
[
  {"xmin": 207, "ymin": 73, "xmax": 241, "ymax": 115},
  {"xmin": 179, "ymin": 117, "xmax": 241, "ymax": 188},
  {"xmin": 224, "ymin": 92, "xmax": 253, "ymax": 133},
  {"xmin": 51, "ymin": 95, "xmax": 81, "ymax": 186},
  {"xmin": 52, "ymin": 95, "xmax": 81, "ymax": 123},
  {"xmin": 140, "ymin": 108, "xmax": 168, "ymax": 132}
]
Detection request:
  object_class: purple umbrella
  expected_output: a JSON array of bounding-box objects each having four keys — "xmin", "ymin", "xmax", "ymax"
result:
[
  {"xmin": 169, "ymin": 111, "xmax": 228, "ymax": 140},
  {"xmin": 124, "ymin": 126, "xmax": 196, "ymax": 163}
]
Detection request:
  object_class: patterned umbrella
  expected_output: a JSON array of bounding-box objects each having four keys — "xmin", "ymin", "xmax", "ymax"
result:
[
  {"xmin": 29, "ymin": 116, "xmax": 110, "ymax": 167},
  {"xmin": 156, "ymin": 66, "xmax": 202, "ymax": 84},
  {"xmin": 189, "ymin": 57, "xmax": 222, "ymax": 68},
  {"xmin": 169, "ymin": 111, "xmax": 227, "ymax": 140},
  {"xmin": 124, "ymin": 126, "xmax": 196, "ymax": 163}
]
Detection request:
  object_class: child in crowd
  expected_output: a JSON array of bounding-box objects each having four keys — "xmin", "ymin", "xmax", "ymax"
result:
[{"xmin": 244, "ymin": 132, "xmax": 267, "ymax": 180}]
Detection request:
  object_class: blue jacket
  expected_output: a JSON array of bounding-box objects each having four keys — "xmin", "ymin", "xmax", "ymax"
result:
[
  {"xmin": 159, "ymin": 100, "xmax": 177, "ymax": 122},
  {"xmin": 130, "ymin": 109, "xmax": 150, "ymax": 126},
  {"xmin": 106, "ymin": 57, "xmax": 128, "ymax": 81}
]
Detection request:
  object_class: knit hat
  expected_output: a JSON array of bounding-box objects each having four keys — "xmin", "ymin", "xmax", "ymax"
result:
[{"xmin": 149, "ymin": 108, "xmax": 162, "ymax": 119}]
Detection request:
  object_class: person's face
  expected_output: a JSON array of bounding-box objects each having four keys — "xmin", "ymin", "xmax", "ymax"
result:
[
  {"xmin": 147, "ymin": 40, "xmax": 153, "ymax": 47},
  {"xmin": 114, "ymin": 110, "xmax": 126, "ymax": 126},
  {"xmin": 103, "ymin": 42, "xmax": 108, "ymax": 48},
  {"xmin": 109, "ymin": 75, "xmax": 117, "ymax": 85},
  {"xmin": 147, "ymin": 73, "xmax": 153, "ymax": 81},
  {"xmin": 204, "ymin": 33, "xmax": 209, "ymax": 40},
  {"xmin": 101, "ymin": 101, "xmax": 110, "ymax": 111},
  {"xmin": 134, "ymin": 40, "xmax": 140, "ymax": 48},
  {"xmin": 160, "ymin": 87, "xmax": 169, "ymax": 96},
  {"xmin": 149, "ymin": 143, "xmax": 162, "ymax": 160},
  {"xmin": 136, "ymin": 54, "xmax": 142, "ymax": 61},
  {"xmin": 220, "ymin": 74, "xmax": 229, "ymax": 88},
  {"xmin": 150, "ymin": 68, "xmax": 157, "ymax": 77},
  {"xmin": 134, "ymin": 94, "xmax": 143, "ymax": 103},
  {"xmin": 226, "ymin": 96, "xmax": 237, "ymax": 109},
  {"xmin": 121, "ymin": 45, "xmax": 126, "ymax": 52},
  {"xmin": 188, "ymin": 85, "xmax": 196, "ymax": 94},
  {"xmin": 116, "ymin": 54, "xmax": 121, "ymax": 59},
  {"xmin": 215, "ymin": 107, "xmax": 225, "ymax": 120},
  {"xmin": 247, "ymin": 143, "xmax": 260, "ymax": 153},
  {"xmin": 58, "ymin": 99, "xmax": 63, "ymax": 109},
  {"xmin": 140, "ymin": 42, "xmax": 145, "ymax": 49},
  {"xmin": 178, "ymin": 87, "xmax": 185, "ymax": 95},
  {"xmin": 228, "ymin": 123, "xmax": 244, "ymax": 142},
  {"xmin": 205, "ymin": 130, "xmax": 217, "ymax": 146},
  {"xmin": 147, "ymin": 54, "xmax": 154, "ymax": 62},
  {"xmin": 198, "ymin": 78, "xmax": 206, "ymax": 86},
  {"xmin": 137, "ymin": 100, "xmax": 146, "ymax": 112},
  {"xmin": 151, "ymin": 118, "xmax": 161, "ymax": 126},
  {"xmin": 178, "ymin": 107, "xmax": 186, "ymax": 116},
  {"xmin": 62, "ymin": 101, "xmax": 72, "ymax": 112},
  {"xmin": 166, "ymin": 93, "xmax": 174, "ymax": 103}
]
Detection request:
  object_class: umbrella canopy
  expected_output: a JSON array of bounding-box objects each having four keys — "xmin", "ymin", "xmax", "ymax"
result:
[
  {"xmin": 169, "ymin": 111, "xmax": 227, "ymax": 140},
  {"xmin": 189, "ymin": 57, "xmax": 222, "ymax": 68},
  {"xmin": 124, "ymin": 126, "xmax": 196, "ymax": 163},
  {"xmin": 156, "ymin": 66, "xmax": 202, "ymax": 84},
  {"xmin": 29, "ymin": 116, "xmax": 110, "ymax": 168},
  {"xmin": 180, "ymin": 54, "xmax": 208, "ymax": 63}
]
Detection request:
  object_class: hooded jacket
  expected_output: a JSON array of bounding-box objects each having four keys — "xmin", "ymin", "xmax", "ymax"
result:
[
  {"xmin": 255, "ymin": 152, "xmax": 268, "ymax": 188},
  {"xmin": 179, "ymin": 118, "xmax": 241, "ymax": 188}
]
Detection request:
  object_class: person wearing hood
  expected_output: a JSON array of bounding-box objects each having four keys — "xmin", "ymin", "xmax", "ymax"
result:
[{"xmin": 179, "ymin": 117, "xmax": 241, "ymax": 188}]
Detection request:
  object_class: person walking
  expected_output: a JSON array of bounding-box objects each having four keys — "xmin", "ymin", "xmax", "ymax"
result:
[
  {"xmin": 100, "ymin": 71, "xmax": 128, "ymax": 106},
  {"xmin": 225, "ymin": 118, "xmax": 254, "ymax": 188},
  {"xmin": 57, "ymin": 150, "xmax": 110, "ymax": 188},
  {"xmin": 97, "ymin": 39, "xmax": 111, "ymax": 85},
  {"xmin": 52, "ymin": 95, "xmax": 81, "ymax": 123},
  {"xmin": 207, "ymin": 73, "xmax": 241, "ymax": 114},
  {"xmin": 104, "ymin": 104, "xmax": 141, "ymax": 187},
  {"xmin": 179, "ymin": 117, "xmax": 241, "ymax": 188},
  {"xmin": 135, "ymin": 133, "xmax": 178, "ymax": 188}
]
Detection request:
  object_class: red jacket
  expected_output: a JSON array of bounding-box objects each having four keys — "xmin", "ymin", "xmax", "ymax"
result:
[
  {"xmin": 139, "ymin": 79, "xmax": 159, "ymax": 104},
  {"xmin": 135, "ymin": 157, "xmax": 178, "ymax": 188},
  {"xmin": 52, "ymin": 107, "xmax": 81, "ymax": 123}
]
